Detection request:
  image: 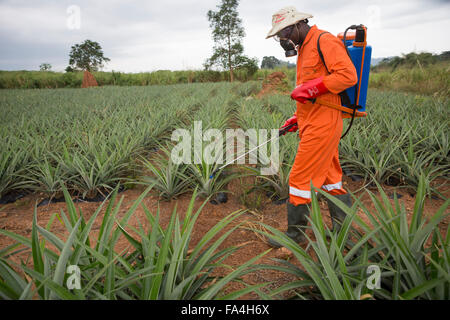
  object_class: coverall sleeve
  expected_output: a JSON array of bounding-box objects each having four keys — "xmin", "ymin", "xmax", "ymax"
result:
[{"xmin": 320, "ymin": 33, "xmax": 358, "ymax": 94}]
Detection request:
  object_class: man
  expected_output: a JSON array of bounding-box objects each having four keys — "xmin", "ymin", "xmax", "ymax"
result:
[{"xmin": 265, "ymin": 7, "xmax": 357, "ymax": 248}]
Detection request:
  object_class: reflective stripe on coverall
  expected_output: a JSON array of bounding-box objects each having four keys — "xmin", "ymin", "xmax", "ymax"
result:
[{"xmin": 289, "ymin": 25, "xmax": 358, "ymax": 205}]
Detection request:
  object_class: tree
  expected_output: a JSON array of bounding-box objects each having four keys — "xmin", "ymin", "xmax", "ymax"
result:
[
  {"xmin": 204, "ymin": 0, "xmax": 255, "ymax": 82},
  {"xmin": 68, "ymin": 39, "xmax": 110, "ymax": 72},
  {"xmin": 39, "ymin": 63, "xmax": 52, "ymax": 71},
  {"xmin": 261, "ymin": 56, "xmax": 281, "ymax": 69},
  {"xmin": 261, "ymin": 56, "xmax": 296, "ymax": 69},
  {"xmin": 237, "ymin": 56, "xmax": 259, "ymax": 76},
  {"xmin": 439, "ymin": 51, "xmax": 450, "ymax": 61}
]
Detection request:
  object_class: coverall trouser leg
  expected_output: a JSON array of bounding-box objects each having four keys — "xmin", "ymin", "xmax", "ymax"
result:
[{"xmin": 288, "ymin": 106, "xmax": 347, "ymax": 205}]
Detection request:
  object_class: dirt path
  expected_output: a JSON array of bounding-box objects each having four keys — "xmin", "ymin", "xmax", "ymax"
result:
[{"xmin": 0, "ymin": 174, "xmax": 448, "ymax": 299}]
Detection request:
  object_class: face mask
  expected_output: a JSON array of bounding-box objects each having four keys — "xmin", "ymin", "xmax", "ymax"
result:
[
  {"xmin": 280, "ymin": 39, "xmax": 297, "ymax": 57},
  {"xmin": 277, "ymin": 24, "xmax": 300, "ymax": 57}
]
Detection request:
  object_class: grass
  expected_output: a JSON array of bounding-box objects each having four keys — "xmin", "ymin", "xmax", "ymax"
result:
[
  {"xmin": 370, "ymin": 60, "xmax": 450, "ymax": 97},
  {"xmin": 137, "ymin": 145, "xmax": 191, "ymax": 201},
  {"xmin": 255, "ymin": 176, "xmax": 449, "ymax": 300},
  {"xmin": 1, "ymin": 176, "xmax": 447, "ymax": 300},
  {"xmin": 0, "ymin": 184, "xmax": 270, "ymax": 300},
  {"xmin": 0, "ymin": 69, "xmax": 282, "ymax": 89},
  {"xmin": 1, "ymin": 81, "xmax": 447, "ymax": 201},
  {"xmin": 0, "ymin": 83, "xmax": 240, "ymax": 199}
]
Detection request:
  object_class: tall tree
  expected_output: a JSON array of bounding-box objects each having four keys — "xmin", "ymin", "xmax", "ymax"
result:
[
  {"xmin": 205, "ymin": 0, "xmax": 251, "ymax": 82},
  {"xmin": 68, "ymin": 39, "xmax": 110, "ymax": 72}
]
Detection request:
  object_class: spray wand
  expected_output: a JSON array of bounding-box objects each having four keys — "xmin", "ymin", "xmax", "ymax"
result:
[{"xmin": 209, "ymin": 123, "xmax": 295, "ymax": 179}]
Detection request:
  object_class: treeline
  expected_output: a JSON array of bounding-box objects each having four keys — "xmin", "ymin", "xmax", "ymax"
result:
[
  {"xmin": 0, "ymin": 68, "xmax": 290, "ymax": 89},
  {"xmin": 371, "ymin": 51, "xmax": 450, "ymax": 72}
]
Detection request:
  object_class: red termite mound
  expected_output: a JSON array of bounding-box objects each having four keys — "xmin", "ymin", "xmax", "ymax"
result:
[
  {"xmin": 257, "ymin": 71, "xmax": 290, "ymax": 97},
  {"xmin": 82, "ymin": 70, "xmax": 99, "ymax": 88}
]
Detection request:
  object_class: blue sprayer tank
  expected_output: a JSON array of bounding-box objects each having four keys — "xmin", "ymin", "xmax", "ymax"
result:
[{"xmin": 339, "ymin": 26, "xmax": 372, "ymax": 113}]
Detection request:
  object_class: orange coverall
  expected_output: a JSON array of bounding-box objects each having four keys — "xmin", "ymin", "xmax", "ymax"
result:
[{"xmin": 289, "ymin": 25, "xmax": 358, "ymax": 205}]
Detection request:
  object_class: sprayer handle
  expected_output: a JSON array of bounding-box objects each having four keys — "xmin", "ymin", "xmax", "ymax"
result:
[{"xmin": 278, "ymin": 123, "xmax": 296, "ymax": 137}]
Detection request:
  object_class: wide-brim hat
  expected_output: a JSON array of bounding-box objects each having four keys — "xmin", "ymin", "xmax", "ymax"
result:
[{"xmin": 266, "ymin": 6, "xmax": 313, "ymax": 39}]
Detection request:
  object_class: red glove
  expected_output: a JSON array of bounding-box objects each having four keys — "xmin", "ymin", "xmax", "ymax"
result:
[
  {"xmin": 280, "ymin": 114, "xmax": 298, "ymax": 135},
  {"xmin": 291, "ymin": 76, "xmax": 329, "ymax": 104}
]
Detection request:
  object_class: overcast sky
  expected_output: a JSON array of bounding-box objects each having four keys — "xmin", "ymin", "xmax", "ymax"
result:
[{"xmin": 0, "ymin": 0, "xmax": 449, "ymax": 72}]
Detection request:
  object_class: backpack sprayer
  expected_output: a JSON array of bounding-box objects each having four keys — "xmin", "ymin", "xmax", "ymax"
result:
[
  {"xmin": 313, "ymin": 24, "xmax": 372, "ymax": 138},
  {"xmin": 209, "ymin": 123, "xmax": 295, "ymax": 179}
]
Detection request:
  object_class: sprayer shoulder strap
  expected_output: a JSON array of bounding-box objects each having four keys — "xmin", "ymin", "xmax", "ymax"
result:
[
  {"xmin": 317, "ymin": 32, "xmax": 331, "ymax": 74},
  {"xmin": 317, "ymin": 31, "xmax": 352, "ymax": 73}
]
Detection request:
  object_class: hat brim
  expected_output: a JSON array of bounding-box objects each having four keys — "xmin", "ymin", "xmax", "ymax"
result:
[
  {"xmin": 266, "ymin": 13, "xmax": 313, "ymax": 39},
  {"xmin": 266, "ymin": 21, "xmax": 293, "ymax": 39}
]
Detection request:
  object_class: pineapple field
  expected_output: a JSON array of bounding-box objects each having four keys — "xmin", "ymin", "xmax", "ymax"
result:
[{"xmin": 0, "ymin": 81, "xmax": 449, "ymax": 300}]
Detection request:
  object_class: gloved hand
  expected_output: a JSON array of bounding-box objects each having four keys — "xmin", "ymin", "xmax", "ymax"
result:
[
  {"xmin": 291, "ymin": 76, "xmax": 329, "ymax": 104},
  {"xmin": 279, "ymin": 114, "xmax": 298, "ymax": 135}
]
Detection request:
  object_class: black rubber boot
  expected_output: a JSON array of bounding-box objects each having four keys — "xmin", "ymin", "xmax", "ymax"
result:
[
  {"xmin": 326, "ymin": 193, "xmax": 352, "ymax": 234},
  {"xmin": 267, "ymin": 202, "xmax": 310, "ymax": 248}
]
